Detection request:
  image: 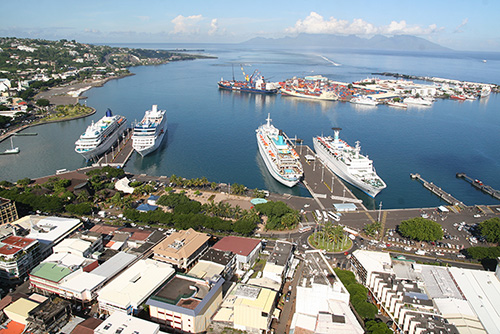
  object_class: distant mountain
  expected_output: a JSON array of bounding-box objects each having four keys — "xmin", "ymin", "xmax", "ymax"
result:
[{"xmin": 242, "ymin": 34, "xmax": 451, "ymax": 51}]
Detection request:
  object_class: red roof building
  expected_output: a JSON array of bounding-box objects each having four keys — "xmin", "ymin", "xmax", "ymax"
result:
[
  {"xmin": 212, "ymin": 236, "xmax": 261, "ymax": 271},
  {"xmin": 0, "ymin": 236, "xmax": 40, "ymax": 282}
]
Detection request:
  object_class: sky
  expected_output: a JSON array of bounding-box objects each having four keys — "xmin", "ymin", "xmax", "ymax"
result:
[{"xmin": 1, "ymin": 0, "xmax": 499, "ymax": 51}]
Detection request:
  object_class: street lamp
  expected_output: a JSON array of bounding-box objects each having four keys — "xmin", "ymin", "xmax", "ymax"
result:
[
  {"xmin": 296, "ymin": 138, "xmax": 303, "ymax": 155},
  {"xmin": 378, "ymin": 201, "xmax": 383, "ymax": 222}
]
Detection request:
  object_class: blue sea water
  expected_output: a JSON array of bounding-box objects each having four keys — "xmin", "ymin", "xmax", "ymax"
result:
[{"xmin": 1, "ymin": 44, "xmax": 500, "ymax": 210}]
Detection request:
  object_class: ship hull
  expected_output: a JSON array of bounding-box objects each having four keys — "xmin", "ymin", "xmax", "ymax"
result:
[
  {"xmin": 313, "ymin": 137, "xmax": 383, "ymax": 197},
  {"xmin": 76, "ymin": 121, "xmax": 128, "ymax": 161},
  {"xmin": 280, "ymin": 88, "xmax": 337, "ymax": 101},
  {"xmin": 134, "ymin": 128, "xmax": 167, "ymax": 157},
  {"xmin": 218, "ymin": 82, "xmax": 278, "ymax": 94},
  {"xmin": 257, "ymin": 136, "xmax": 300, "ymax": 187}
]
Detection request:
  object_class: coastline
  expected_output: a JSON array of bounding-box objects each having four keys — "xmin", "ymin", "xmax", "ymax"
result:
[{"xmin": 0, "ymin": 74, "xmax": 133, "ymax": 143}]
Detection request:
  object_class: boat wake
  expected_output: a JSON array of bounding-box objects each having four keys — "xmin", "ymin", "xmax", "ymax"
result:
[{"xmin": 320, "ymin": 55, "xmax": 341, "ymax": 66}]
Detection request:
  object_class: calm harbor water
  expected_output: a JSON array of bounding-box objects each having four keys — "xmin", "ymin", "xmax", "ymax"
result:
[{"xmin": 1, "ymin": 44, "xmax": 500, "ymax": 210}]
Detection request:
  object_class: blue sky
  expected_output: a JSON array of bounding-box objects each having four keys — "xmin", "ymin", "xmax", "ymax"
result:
[{"xmin": 1, "ymin": 0, "xmax": 499, "ymax": 51}]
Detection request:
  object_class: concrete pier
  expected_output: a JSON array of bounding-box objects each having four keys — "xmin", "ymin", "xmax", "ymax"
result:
[
  {"xmin": 95, "ymin": 128, "xmax": 134, "ymax": 167},
  {"xmin": 457, "ymin": 173, "xmax": 500, "ymax": 201},
  {"xmin": 293, "ymin": 143, "xmax": 367, "ymax": 211},
  {"xmin": 410, "ymin": 173, "xmax": 465, "ymax": 208}
]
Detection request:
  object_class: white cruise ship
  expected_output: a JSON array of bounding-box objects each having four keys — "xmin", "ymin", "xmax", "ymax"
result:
[
  {"xmin": 132, "ymin": 105, "xmax": 167, "ymax": 157},
  {"xmin": 313, "ymin": 128, "xmax": 386, "ymax": 197},
  {"xmin": 75, "ymin": 109, "xmax": 127, "ymax": 160},
  {"xmin": 256, "ymin": 114, "xmax": 303, "ymax": 187}
]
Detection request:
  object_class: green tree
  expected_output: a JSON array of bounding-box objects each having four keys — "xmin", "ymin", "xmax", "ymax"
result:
[
  {"xmin": 66, "ymin": 202, "xmax": 93, "ymax": 215},
  {"xmin": 398, "ymin": 217, "xmax": 443, "ymax": 241},
  {"xmin": 17, "ymin": 177, "xmax": 32, "ymax": 186},
  {"xmin": 479, "ymin": 217, "xmax": 500, "ymax": 243},
  {"xmin": 36, "ymin": 98, "xmax": 50, "ymax": 107},
  {"xmin": 466, "ymin": 246, "xmax": 500, "ymax": 259}
]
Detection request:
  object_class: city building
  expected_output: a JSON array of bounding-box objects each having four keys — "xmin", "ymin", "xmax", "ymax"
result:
[
  {"xmin": 29, "ymin": 251, "xmax": 137, "ymax": 304},
  {"xmin": 53, "ymin": 238, "xmax": 93, "ymax": 258},
  {"xmin": 29, "ymin": 252, "xmax": 100, "ymax": 302},
  {"xmin": 97, "ymin": 259, "xmax": 175, "ymax": 315},
  {"xmin": 290, "ymin": 252, "xmax": 363, "ymax": 334},
  {"xmin": 0, "ymin": 236, "xmax": 41, "ymax": 282},
  {"xmin": 17, "ymin": 216, "xmax": 82, "ymax": 258},
  {"xmin": 262, "ymin": 240, "xmax": 294, "ymax": 285},
  {"xmin": 190, "ymin": 248, "xmax": 236, "ymax": 280},
  {"xmin": 214, "ymin": 283, "xmax": 277, "ymax": 333},
  {"xmin": 3, "ymin": 297, "xmax": 39, "ymax": 325},
  {"xmin": 152, "ymin": 228, "xmax": 210, "ymax": 269},
  {"xmin": 25, "ymin": 296, "xmax": 72, "ymax": 333},
  {"xmin": 212, "ymin": 236, "xmax": 261, "ymax": 271},
  {"xmin": 350, "ymin": 250, "xmax": 480, "ymax": 334},
  {"xmin": 94, "ymin": 312, "xmax": 160, "ymax": 334},
  {"xmin": 0, "ymin": 197, "xmax": 18, "ymax": 225},
  {"xmin": 147, "ymin": 274, "xmax": 224, "ymax": 333}
]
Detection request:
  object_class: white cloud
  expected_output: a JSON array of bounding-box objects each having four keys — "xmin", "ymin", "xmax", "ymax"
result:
[
  {"xmin": 454, "ymin": 18, "xmax": 468, "ymax": 33},
  {"xmin": 84, "ymin": 28, "xmax": 101, "ymax": 34},
  {"xmin": 286, "ymin": 12, "xmax": 442, "ymax": 36},
  {"xmin": 208, "ymin": 18, "xmax": 219, "ymax": 35},
  {"xmin": 171, "ymin": 14, "xmax": 203, "ymax": 34}
]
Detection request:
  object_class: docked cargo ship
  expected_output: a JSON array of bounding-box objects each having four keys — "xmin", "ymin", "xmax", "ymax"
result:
[
  {"xmin": 75, "ymin": 109, "xmax": 127, "ymax": 160},
  {"xmin": 280, "ymin": 76, "xmax": 339, "ymax": 101},
  {"xmin": 132, "ymin": 104, "xmax": 167, "ymax": 157},
  {"xmin": 280, "ymin": 87, "xmax": 338, "ymax": 101},
  {"xmin": 218, "ymin": 66, "xmax": 279, "ymax": 94},
  {"xmin": 313, "ymin": 128, "xmax": 386, "ymax": 197},
  {"xmin": 256, "ymin": 114, "xmax": 303, "ymax": 187}
]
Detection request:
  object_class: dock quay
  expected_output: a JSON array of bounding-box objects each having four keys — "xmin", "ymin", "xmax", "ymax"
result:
[
  {"xmin": 292, "ymin": 142, "xmax": 367, "ymax": 214},
  {"xmin": 95, "ymin": 128, "xmax": 134, "ymax": 167},
  {"xmin": 456, "ymin": 173, "xmax": 500, "ymax": 201},
  {"xmin": 14, "ymin": 132, "xmax": 37, "ymax": 136},
  {"xmin": 410, "ymin": 173, "xmax": 465, "ymax": 208}
]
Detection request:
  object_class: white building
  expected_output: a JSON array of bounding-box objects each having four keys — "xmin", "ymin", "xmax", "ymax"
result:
[
  {"xmin": 53, "ymin": 238, "xmax": 92, "ymax": 258},
  {"xmin": 94, "ymin": 312, "xmax": 160, "ymax": 334},
  {"xmin": 290, "ymin": 251, "xmax": 363, "ymax": 334},
  {"xmin": 17, "ymin": 215, "xmax": 83, "ymax": 258},
  {"xmin": 98, "ymin": 259, "xmax": 175, "ymax": 315}
]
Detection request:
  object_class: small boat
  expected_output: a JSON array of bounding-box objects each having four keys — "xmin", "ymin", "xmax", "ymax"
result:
[
  {"xmin": 403, "ymin": 97, "xmax": 432, "ymax": 106},
  {"xmin": 450, "ymin": 95, "xmax": 466, "ymax": 101},
  {"xmin": 387, "ymin": 101, "xmax": 408, "ymax": 108},
  {"xmin": 1, "ymin": 137, "xmax": 19, "ymax": 155},
  {"xmin": 350, "ymin": 95, "xmax": 378, "ymax": 106}
]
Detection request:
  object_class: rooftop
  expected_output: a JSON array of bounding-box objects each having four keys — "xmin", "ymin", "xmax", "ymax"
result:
[
  {"xmin": 267, "ymin": 240, "xmax": 293, "ymax": 267},
  {"xmin": 19, "ymin": 216, "xmax": 82, "ymax": 245},
  {"xmin": 94, "ymin": 312, "xmax": 159, "ymax": 334},
  {"xmin": 153, "ymin": 228, "xmax": 209, "ymax": 260},
  {"xmin": 213, "ymin": 236, "xmax": 261, "ymax": 257},
  {"xmin": 29, "ymin": 262, "xmax": 73, "ymax": 283},
  {"xmin": 149, "ymin": 275, "xmax": 208, "ymax": 309},
  {"xmin": 91, "ymin": 252, "xmax": 137, "ymax": 279},
  {"xmin": 188, "ymin": 261, "xmax": 225, "ymax": 280},
  {"xmin": 1, "ymin": 235, "xmax": 36, "ymax": 249},
  {"xmin": 147, "ymin": 273, "xmax": 224, "ymax": 317},
  {"xmin": 199, "ymin": 248, "xmax": 235, "ymax": 266},
  {"xmin": 98, "ymin": 259, "xmax": 175, "ymax": 309}
]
